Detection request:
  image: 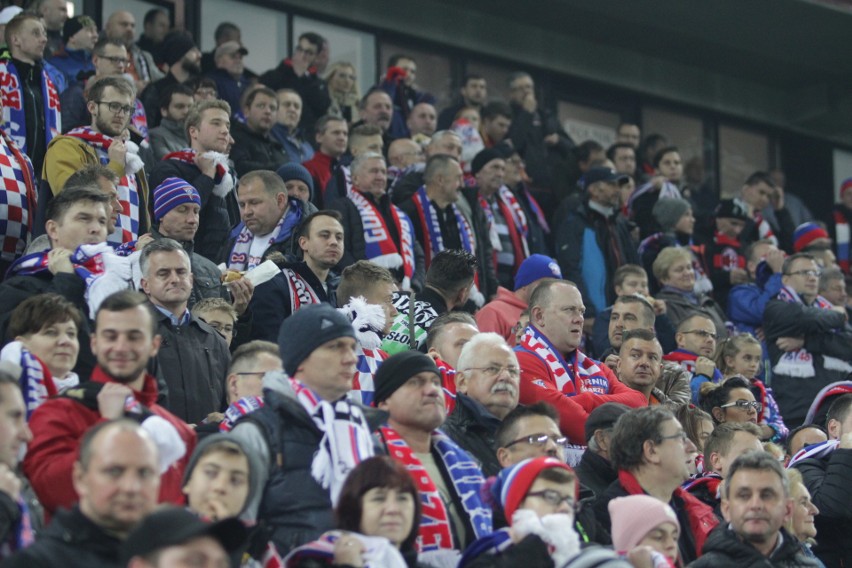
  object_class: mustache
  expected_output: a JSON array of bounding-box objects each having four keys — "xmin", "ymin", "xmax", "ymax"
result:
[{"xmin": 491, "ymin": 381, "xmax": 517, "ymax": 397}]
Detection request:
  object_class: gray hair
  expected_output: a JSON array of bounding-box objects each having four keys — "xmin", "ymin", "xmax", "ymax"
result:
[
  {"xmin": 723, "ymin": 450, "xmax": 790, "ymax": 499},
  {"xmin": 139, "ymin": 238, "xmax": 190, "ymax": 278},
  {"xmin": 456, "ymin": 332, "xmax": 516, "ymax": 376},
  {"xmin": 350, "ymin": 151, "xmax": 385, "ymax": 176}
]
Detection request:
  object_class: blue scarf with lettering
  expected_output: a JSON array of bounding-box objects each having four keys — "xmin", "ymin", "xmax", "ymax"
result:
[{"xmin": 0, "ymin": 57, "xmax": 61, "ymax": 157}]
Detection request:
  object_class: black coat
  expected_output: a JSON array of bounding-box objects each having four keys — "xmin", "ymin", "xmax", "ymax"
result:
[
  {"xmin": 442, "ymin": 393, "xmax": 502, "ymax": 477},
  {"xmin": 792, "ymin": 447, "xmax": 852, "ymax": 568},
  {"xmin": 574, "ymin": 450, "xmax": 617, "ymax": 500},
  {"xmin": 1, "ymin": 506, "xmax": 122, "ymax": 568},
  {"xmin": 230, "ymin": 120, "xmax": 289, "ymax": 176},
  {"xmin": 688, "ymin": 526, "xmax": 820, "ymax": 568},
  {"xmin": 258, "ymin": 61, "xmax": 330, "ymax": 134}
]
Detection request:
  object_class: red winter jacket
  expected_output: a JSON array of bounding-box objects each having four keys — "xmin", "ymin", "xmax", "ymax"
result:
[
  {"xmin": 475, "ymin": 287, "xmax": 527, "ymax": 346},
  {"xmin": 23, "ymin": 366, "xmax": 197, "ymax": 517}
]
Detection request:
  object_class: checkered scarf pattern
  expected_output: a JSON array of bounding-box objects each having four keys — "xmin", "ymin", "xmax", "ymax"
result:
[{"xmin": 0, "ymin": 129, "xmax": 36, "ymax": 264}]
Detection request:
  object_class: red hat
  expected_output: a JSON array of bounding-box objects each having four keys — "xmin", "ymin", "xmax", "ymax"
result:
[
  {"xmin": 493, "ymin": 457, "xmax": 575, "ymax": 524},
  {"xmin": 793, "ymin": 222, "xmax": 830, "ymax": 253},
  {"xmin": 841, "ymin": 178, "xmax": 852, "ymax": 198}
]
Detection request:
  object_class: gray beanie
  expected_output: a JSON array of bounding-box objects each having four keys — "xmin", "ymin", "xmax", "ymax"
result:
[
  {"xmin": 652, "ymin": 198, "xmax": 691, "ymax": 232},
  {"xmin": 278, "ymin": 304, "xmax": 356, "ymax": 376},
  {"xmin": 182, "ymin": 433, "xmax": 263, "ymax": 520}
]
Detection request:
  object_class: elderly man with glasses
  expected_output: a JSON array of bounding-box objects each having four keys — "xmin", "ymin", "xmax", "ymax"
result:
[
  {"xmin": 764, "ymin": 252, "xmax": 852, "ymax": 428},
  {"xmin": 663, "ymin": 313, "xmax": 725, "ymax": 403}
]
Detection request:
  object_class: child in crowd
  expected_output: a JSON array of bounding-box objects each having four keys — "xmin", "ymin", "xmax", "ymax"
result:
[{"xmin": 609, "ymin": 494, "xmax": 681, "ymax": 567}]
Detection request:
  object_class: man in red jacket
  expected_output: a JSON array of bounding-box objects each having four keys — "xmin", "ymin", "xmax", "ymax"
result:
[
  {"xmin": 23, "ymin": 290, "xmax": 196, "ymax": 517},
  {"xmin": 515, "ymin": 279, "xmax": 646, "ymax": 444}
]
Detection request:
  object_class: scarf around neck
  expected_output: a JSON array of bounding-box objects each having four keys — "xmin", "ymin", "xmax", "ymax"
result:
[
  {"xmin": 0, "ymin": 341, "xmax": 57, "ymax": 419},
  {"xmin": 227, "ymin": 200, "xmax": 303, "ymax": 270},
  {"xmin": 516, "ymin": 325, "xmax": 611, "ymax": 395},
  {"xmin": 0, "ymin": 128, "xmax": 37, "ymax": 263},
  {"xmin": 411, "ymin": 185, "xmax": 476, "ymax": 264},
  {"xmin": 0, "ymin": 58, "xmax": 60, "ymax": 156},
  {"xmin": 163, "ymin": 148, "xmax": 234, "ymax": 197}
]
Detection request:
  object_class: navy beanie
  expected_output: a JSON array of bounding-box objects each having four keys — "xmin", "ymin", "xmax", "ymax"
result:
[{"xmin": 278, "ymin": 304, "xmax": 355, "ymax": 376}]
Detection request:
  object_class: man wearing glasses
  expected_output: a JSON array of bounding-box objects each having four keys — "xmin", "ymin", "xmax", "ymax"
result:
[
  {"xmin": 443, "ymin": 332, "xmax": 520, "ymax": 476},
  {"xmin": 764, "ymin": 252, "xmax": 852, "ymax": 428},
  {"xmin": 663, "ymin": 314, "xmax": 724, "ymax": 403},
  {"xmin": 592, "ymin": 406, "xmax": 718, "ymax": 564},
  {"xmin": 45, "ymin": 74, "xmax": 151, "ymax": 245}
]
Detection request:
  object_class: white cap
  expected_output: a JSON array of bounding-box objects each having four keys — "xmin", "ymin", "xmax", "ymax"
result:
[{"xmin": 0, "ymin": 6, "xmax": 22, "ymax": 26}]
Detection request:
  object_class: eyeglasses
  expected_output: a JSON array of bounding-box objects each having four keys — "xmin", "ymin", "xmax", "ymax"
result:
[
  {"xmin": 235, "ymin": 372, "xmax": 265, "ymax": 378},
  {"xmin": 657, "ymin": 430, "xmax": 689, "ymax": 444},
  {"xmin": 525, "ymin": 489, "xmax": 576, "ymax": 510},
  {"xmin": 464, "ymin": 365, "xmax": 521, "ymax": 379},
  {"xmin": 681, "ymin": 329, "xmax": 717, "ymax": 340},
  {"xmin": 505, "ymin": 433, "xmax": 570, "ymax": 450},
  {"xmin": 97, "ymin": 101, "xmax": 134, "ymax": 115},
  {"xmin": 99, "ymin": 55, "xmax": 129, "ymax": 66},
  {"xmin": 786, "ymin": 270, "xmax": 821, "ymax": 278},
  {"xmin": 721, "ymin": 400, "xmax": 762, "ymax": 413}
]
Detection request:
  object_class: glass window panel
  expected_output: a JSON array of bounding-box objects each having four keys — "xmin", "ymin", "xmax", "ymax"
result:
[
  {"xmin": 558, "ymin": 101, "xmax": 620, "ymax": 148},
  {"xmin": 379, "ymin": 41, "xmax": 452, "ymax": 111},
  {"xmin": 200, "ymin": 0, "xmax": 288, "ymax": 76},
  {"xmin": 719, "ymin": 125, "xmax": 769, "ymax": 198}
]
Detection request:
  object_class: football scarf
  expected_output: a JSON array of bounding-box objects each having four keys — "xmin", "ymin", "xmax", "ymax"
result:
[
  {"xmin": 774, "ymin": 285, "xmax": 852, "ymax": 377},
  {"xmin": 348, "ymin": 187, "xmax": 415, "ymax": 290},
  {"xmin": 339, "ymin": 296, "xmax": 390, "ymax": 407},
  {"xmin": 380, "ymin": 426, "xmax": 492, "ymax": 552},
  {"xmin": 227, "ymin": 201, "xmax": 303, "ymax": 270},
  {"xmin": 517, "ymin": 325, "xmax": 612, "ymax": 395},
  {"xmin": 0, "ymin": 58, "xmax": 60, "ymax": 156},
  {"xmin": 163, "ymin": 148, "xmax": 234, "ymax": 198},
  {"xmin": 219, "ymin": 396, "xmax": 265, "ymax": 432},
  {"xmin": 787, "ymin": 439, "xmax": 840, "ymax": 468},
  {"xmin": 833, "ymin": 204, "xmax": 851, "ymax": 274},
  {"xmin": 65, "ymin": 127, "xmax": 144, "ymax": 244},
  {"xmin": 283, "ymin": 266, "xmax": 322, "ymax": 314},
  {"xmin": 0, "ymin": 128, "xmax": 36, "ymax": 264},
  {"xmin": 284, "ymin": 531, "xmax": 407, "ymax": 568},
  {"xmin": 411, "ymin": 185, "xmax": 476, "ymax": 264},
  {"xmin": 0, "ymin": 341, "xmax": 57, "ymax": 419},
  {"xmin": 627, "ymin": 180, "xmax": 681, "ymax": 215}
]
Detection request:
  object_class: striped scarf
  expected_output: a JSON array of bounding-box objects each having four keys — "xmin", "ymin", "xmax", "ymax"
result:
[
  {"xmin": 0, "ymin": 129, "xmax": 36, "ymax": 264},
  {"xmin": 0, "ymin": 341, "xmax": 57, "ymax": 419},
  {"xmin": 163, "ymin": 148, "xmax": 234, "ymax": 198},
  {"xmin": 284, "ymin": 531, "xmax": 407, "ymax": 568},
  {"xmin": 350, "ymin": 347, "xmax": 388, "ymax": 407},
  {"xmin": 348, "ymin": 187, "xmax": 415, "ymax": 290},
  {"xmin": 65, "ymin": 127, "xmax": 144, "ymax": 244},
  {"xmin": 282, "ymin": 267, "xmax": 322, "ymax": 314},
  {"xmin": 516, "ymin": 325, "xmax": 612, "ymax": 395},
  {"xmin": 787, "ymin": 439, "xmax": 839, "ymax": 468},
  {"xmin": 0, "ymin": 58, "xmax": 61, "ymax": 156},
  {"xmin": 627, "ymin": 180, "xmax": 681, "ymax": 215},
  {"xmin": 774, "ymin": 285, "xmax": 852, "ymax": 378},
  {"xmin": 219, "ymin": 396, "xmax": 265, "ymax": 432},
  {"xmin": 227, "ymin": 202, "xmax": 303, "ymax": 270},
  {"xmin": 833, "ymin": 204, "xmax": 851, "ymax": 274},
  {"xmin": 477, "ymin": 186, "xmax": 530, "ymax": 274},
  {"xmin": 291, "ymin": 378, "xmax": 374, "ymax": 505},
  {"xmin": 380, "ymin": 426, "xmax": 492, "ymax": 552},
  {"xmin": 411, "ymin": 185, "xmax": 476, "ymax": 264}
]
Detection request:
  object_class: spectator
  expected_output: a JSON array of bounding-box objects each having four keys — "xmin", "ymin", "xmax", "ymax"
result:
[
  {"xmin": 192, "ymin": 298, "xmax": 243, "ymax": 351},
  {"xmin": 424, "ymin": 312, "xmax": 478, "ymax": 411},
  {"xmin": 691, "ymin": 451, "xmax": 817, "ymax": 567},
  {"xmin": 764, "ymin": 253, "xmax": 852, "ymax": 426},
  {"xmin": 629, "ymin": 147, "xmax": 685, "ymax": 238},
  {"xmin": 6, "ymin": 420, "xmax": 160, "ymax": 568},
  {"xmin": 556, "ymin": 166, "xmax": 639, "ymax": 318},
  {"xmin": 43, "ymin": 162, "xmax": 122, "ymax": 244},
  {"xmin": 286, "ymin": 457, "xmax": 420, "ymax": 568},
  {"xmin": 494, "ymin": 402, "xmax": 568, "ymax": 469},
  {"xmin": 140, "ymin": 31, "xmax": 200, "ymax": 128},
  {"xmin": 382, "ymin": 249, "xmax": 477, "ymax": 354},
  {"xmin": 437, "ymin": 74, "xmax": 487, "ymax": 130},
  {"xmin": 0, "ymin": 13, "xmax": 61, "ymax": 177},
  {"xmin": 608, "ymin": 495, "xmax": 681, "ymax": 567},
  {"xmin": 259, "ymin": 31, "xmax": 330, "ymax": 131},
  {"xmin": 390, "ymin": 129, "xmax": 463, "ymax": 204},
  {"xmin": 213, "ymin": 340, "xmax": 282, "ymax": 433},
  {"xmin": 615, "ymin": 329, "xmax": 676, "ymax": 405},
  {"xmin": 201, "ymin": 22, "xmax": 254, "ymax": 77},
  {"xmin": 206, "ymin": 40, "xmax": 250, "ymax": 115},
  {"xmin": 0, "ymin": 187, "xmax": 110, "ymax": 378},
  {"xmin": 653, "ymin": 247, "xmax": 727, "ymax": 339},
  {"xmin": 784, "ymin": 468, "xmax": 823, "ymax": 565},
  {"xmin": 0, "ymin": 130, "xmax": 37, "ymax": 275},
  {"xmin": 635, "ymin": 133, "xmax": 667, "ymax": 182},
  {"xmin": 4, "ymin": 293, "xmax": 83, "ymax": 401},
  {"xmin": 479, "ymin": 101, "xmax": 512, "ymax": 148},
  {"xmin": 476, "ymin": 254, "xmax": 562, "ymax": 346},
  {"xmin": 734, "ymin": 171, "xmax": 792, "ymax": 249},
  {"xmin": 820, "ymin": 267, "xmax": 850, "ymax": 317},
  {"xmin": 43, "ymin": 75, "xmax": 150, "ymax": 244},
  {"xmin": 355, "ymin": 88, "xmax": 395, "ymax": 149},
  {"xmin": 32, "ymin": 0, "xmax": 67, "ymax": 57},
  {"xmin": 330, "ymin": 152, "xmax": 423, "ymax": 290},
  {"xmin": 324, "ymin": 61, "xmax": 359, "ymax": 124},
  {"xmin": 615, "ymin": 122, "xmax": 641, "ymax": 149},
  {"xmin": 406, "ymin": 101, "xmax": 437, "ymax": 143},
  {"xmin": 230, "ymin": 86, "xmax": 288, "ymax": 175},
  {"xmin": 698, "ymin": 376, "xmax": 761, "ymax": 428},
  {"xmin": 607, "ymin": 143, "xmax": 636, "ymax": 177},
  {"xmin": 276, "ymin": 162, "xmax": 315, "ymax": 206},
  {"xmin": 139, "ymin": 239, "xmax": 230, "ymax": 424},
  {"xmin": 443, "ymin": 333, "xmax": 520, "ymax": 476},
  {"xmin": 104, "ymin": 10, "xmax": 163, "ymax": 93},
  {"xmin": 387, "ymin": 138, "xmax": 425, "ymax": 185},
  {"xmin": 675, "ymin": 402, "xmax": 715, "ymax": 457},
  {"xmin": 592, "ymin": 406, "xmax": 718, "ymax": 564},
  {"xmin": 223, "ymin": 170, "xmax": 313, "ymax": 271},
  {"xmin": 46, "ymin": 15, "xmax": 97, "ymax": 88},
  {"xmin": 230, "ymin": 304, "xmax": 377, "ymax": 553},
  {"xmin": 150, "ymin": 99, "xmax": 237, "ymax": 262},
  {"xmin": 831, "ymin": 177, "xmax": 852, "ymax": 274},
  {"xmin": 135, "ymin": 8, "xmax": 169, "ymax": 67},
  {"xmin": 377, "ymin": 54, "xmax": 435, "ymax": 140},
  {"xmin": 147, "ymin": 83, "xmax": 192, "ymax": 160},
  {"xmin": 784, "ymin": 424, "xmax": 828, "ymax": 466},
  {"xmin": 501, "ymin": 146, "xmax": 551, "ymax": 256},
  {"xmin": 302, "ymin": 115, "xmax": 349, "ymax": 208},
  {"xmin": 571, "ymin": 140, "xmax": 606, "ymax": 192},
  {"xmin": 248, "ymin": 211, "xmax": 344, "ymax": 341},
  {"xmin": 452, "ymin": 107, "xmax": 485, "ymax": 175},
  {"xmin": 703, "ymin": 199, "xmax": 750, "ymax": 312},
  {"xmin": 374, "ymin": 351, "xmax": 492, "ymax": 554},
  {"xmin": 0, "ymin": 363, "xmax": 32, "ymax": 562},
  {"xmin": 727, "ymin": 239, "xmax": 786, "ymax": 335},
  {"xmin": 575, "ymin": 403, "xmax": 630, "ymax": 498},
  {"xmin": 23, "ymin": 290, "xmax": 196, "ymax": 518},
  {"xmin": 663, "ymin": 314, "xmax": 725, "ymax": 402},
  {"xmin": 270, "ymin": 89, "xmax": 315, "ymax": 164},
  {"xmin": 682, "ymin": 422, "xmax": 762, "ymax": 516},
  {"xmin": 515, "ymin": 280, "xmax": 646, "ymax": 444}
]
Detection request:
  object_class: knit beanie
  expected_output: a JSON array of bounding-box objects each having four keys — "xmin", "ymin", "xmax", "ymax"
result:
[
  {"xmin": 471, "ymin": 148, "xmax": 504, "ymax": 176},
  {"xmin": 162, "ymin": 32, "xmax": 197, "ymax": 66},
  {"xmin": 652, "ymin": 198, "xmax": 691, "ymax": 232},
  {"xmin": 278, "ymin": 304, "xmax": 355, "ymax": 377},
  {"xmin": 608, "ymin": 494, "xmax": 680, "ymax": 552},
  {"xmin": 514, "ymin": 254, "xmax": 562, "ymax": 291},
  {"xmin": 491, "ymin": 457, "xmax": 576, "ymax": 524},
  {"xmin": 153, "ymin": 177, "xmax": 201, "ymax": 222},
  {"xmin": 372, "ymin": 350, "xmax": 439, "ymax": 405},
  {"xmin": 793, "ymin": 222, "xmax": 830, "ymax": 252},
  {"xmin": 181, "ymin": 433, "xmax": 262, "ymax": 519},
  {"xmin": 63, "ymin": 15, "xmax": 95, "ymax": 43},
  {"xmin": 276, "ymin": 163, "xmax": 314, "ymax": 200}
]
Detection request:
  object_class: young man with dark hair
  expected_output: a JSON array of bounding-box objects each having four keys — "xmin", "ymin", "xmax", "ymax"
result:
[
  {"xmin": 148, "ymin": 83, "xmax": 192, "ymax": 159},
  {"xmin": 230, "ymin": 86, "xmax": 289, "ymax": 176},
  {"xmin": 377, "ymin": 54, "xmax": 436, "ymax": 140},
  {"xmin": 479, "ymin": 101, "xmax": 512, "ymax": 148},
  {"xmin": 136, "ymin": 8, "xmax": 168, "ymax": 66},
  {"xmin": 139, "ymin": 30, "xmax": 200, "ymax": 128},
  {"xmin": 302, "ymin": 114, "xmax": 349, "ymax": 208},
  {"xmin": 437, "ymin": 74, "xmax": 487, "ymax": 130},
  {"xmin": 606, "ymin": 142, "xmax": 636, "ymax": 176}
]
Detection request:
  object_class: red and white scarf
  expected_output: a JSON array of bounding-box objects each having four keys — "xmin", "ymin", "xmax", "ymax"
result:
[
  {"xmin": 290, "ymin": 378, "xmax": 374, "ymax": 504},
  {"xmin": 774, "ymin": 285, "xmax": 852, "ymax": 377},
  {"xmin": 494, "ymin": 185, "xmax": 530, "ymax": 270},
  {"xmin": 348, "ymin": 188, "xmax": 415, "ymax": 290},
  {"xmin": 517, "ymin": 325, "xmax": 611, "ymax": 395},
  {"xmin": 65, "ymin": 127, "xmax": 143, "ymax": 244},
  {"xmin": 283, "ymin": 267, "xmax": 322, "ymax": 314},
  {"xmin": 833, "ymin": 204, "xmax": 851, "ymax": 274},
  {"xmin": 162, "ymin": 148, "xmax": 234, "ymax": 198},
  {"xmin": 0, "ymin": 128, "xmax": 36, "ymax": 264}
]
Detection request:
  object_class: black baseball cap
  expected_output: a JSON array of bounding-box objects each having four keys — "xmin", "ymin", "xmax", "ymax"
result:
[
  {"xmin": 584, "ymin": 167, "xmax": 630, "ymax": 191},
  {"xmin": 584, "ymin": 403, "xmax": 631, "ymax": 442}
]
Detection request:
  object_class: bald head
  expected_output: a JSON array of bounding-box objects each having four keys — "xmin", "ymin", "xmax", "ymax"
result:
[
  {"xmin": 105, "ymin": 11, "xmax": 136, "ymax": 46},
  {"xmin": 388, "ymin": 138, "xmax": 424, "ymax": 170}
]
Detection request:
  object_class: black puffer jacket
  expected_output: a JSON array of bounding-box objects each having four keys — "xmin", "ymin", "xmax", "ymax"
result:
[
  {"xmin": 230, "ymin": 120, "xmax": 289, "ymax": 176},
  {"xmin": 442, "ymin": 393, "xmax": 502, "ymax": 477},
  {"xmin": 688, "ymin": 526, "xmax": 820, "ymax": 568}
]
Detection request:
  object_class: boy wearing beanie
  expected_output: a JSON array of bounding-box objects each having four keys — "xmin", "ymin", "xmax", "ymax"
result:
[{"xmin": 608, "ymin": 494, "xmax": 680, "ymax": 566}]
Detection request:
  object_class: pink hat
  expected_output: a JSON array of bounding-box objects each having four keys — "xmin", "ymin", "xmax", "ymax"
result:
[{"xmin": 608, "ymin": 494, "xmax": 680, "ymax": 552}]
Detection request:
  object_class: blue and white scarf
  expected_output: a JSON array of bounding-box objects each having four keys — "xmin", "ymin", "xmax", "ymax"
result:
[
  {"xmin": 0, "ymin": 58, "xmax": 61, "ymax": 156},
  {"xmin": 411, "ymin": 185, "xmax": 476, "ymax": 264},
  {"xmin": 787, "ymin": 439, "xmax": 839, "ymax": 468},
  {"xmin": 227, "ymin": 199, "xmax": 303, "ymax": 270}
]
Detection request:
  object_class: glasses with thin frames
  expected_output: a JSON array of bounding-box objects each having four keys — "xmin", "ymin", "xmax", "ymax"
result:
[
  {"xmin": 525, "ymin": 489, "xmax": 576, "ymax": 510},
  {"xmin": 721, "ymin": 400, "xmax": 762, "ymax": 413},
  {"xmin": 505, "ymin": 433, "xmax": 570, "ymax": 450},
  {"xmin": 464, "ymin": 365, "xmax": 520, "ymax": 379}
]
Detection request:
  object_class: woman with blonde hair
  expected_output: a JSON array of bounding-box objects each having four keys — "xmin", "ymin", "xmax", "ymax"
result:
[
  {"xmin": 325, "ymin": 62, "xmax": 360, "ymax": 124},
  {"xmin": 785, "ymin": 468, "xmax": 825, "ymax": 567}
]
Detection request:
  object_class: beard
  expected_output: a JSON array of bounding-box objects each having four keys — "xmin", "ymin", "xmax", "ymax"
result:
[
  {"xmin": 94, "ymin": 113, "xmax": 126, "ymax": 138},
  {"xmin": 182, "ymin": 59, "xmax": 201, "ymax": 76}
]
